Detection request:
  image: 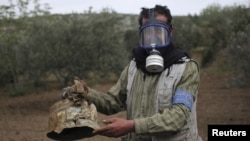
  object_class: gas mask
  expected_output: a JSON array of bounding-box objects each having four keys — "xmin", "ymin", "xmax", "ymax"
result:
[{"xmin": 139, "ymin": 9, "xmax": 171, "ymax": 73}]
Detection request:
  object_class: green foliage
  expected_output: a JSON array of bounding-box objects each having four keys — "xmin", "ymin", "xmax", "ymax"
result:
[
  {"xmin": 124, "ymin": 29, "xmax": 138, "ymax": 58},
  {"xmin": 0, "ymin": 0, "xmax": 51, "ymax": 91},
  {"xmin": 172, "ymin": 16, "xmax": 200, "ymax": 52},
  {"xmin": 18, "ymin": 12, "xmax": 130, "ymax": 87},
  {"xmin": 226, "ymin": 10, "xmax": 250, "ymax": 87},
  {"xmin": 172, "ymin": 4, "xmax": 250, "ymax": 87}
]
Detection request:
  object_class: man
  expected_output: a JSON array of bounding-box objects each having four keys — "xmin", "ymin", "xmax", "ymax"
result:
[{"xmin": 64, "ymin": 5, "xmax": 202, "ymax": 141}]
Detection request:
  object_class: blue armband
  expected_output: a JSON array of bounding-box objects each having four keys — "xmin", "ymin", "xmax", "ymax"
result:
[{"xmin": 172, "ymin": 90, "xmax": 193, "ymax": 111}]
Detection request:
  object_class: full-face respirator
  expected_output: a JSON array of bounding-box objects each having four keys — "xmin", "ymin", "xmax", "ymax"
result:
[{"xmin": 139, "ymin": 9, "xmax": 171, "ymax": 73}]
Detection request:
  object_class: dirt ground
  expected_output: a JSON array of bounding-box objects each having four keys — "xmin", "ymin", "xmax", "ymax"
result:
[{"xmin": 0, "ymin": 69, "xmax": 250, "ymax": 141}]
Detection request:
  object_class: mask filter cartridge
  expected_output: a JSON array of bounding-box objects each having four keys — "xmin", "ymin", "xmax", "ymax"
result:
[{"xmin": 146, "ymin": 49, "xmax": 164, "ymax": 73}]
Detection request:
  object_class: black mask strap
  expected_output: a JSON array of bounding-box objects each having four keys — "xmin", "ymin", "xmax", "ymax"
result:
[{"xmin": 148, "ymin": 8, "xmax": 155, "ymax": 21}]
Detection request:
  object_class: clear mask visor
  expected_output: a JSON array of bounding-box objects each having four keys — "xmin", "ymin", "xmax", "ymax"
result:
[{"xmin": 139, "ymin": 24, "xmax": 170, "ymax": 48}]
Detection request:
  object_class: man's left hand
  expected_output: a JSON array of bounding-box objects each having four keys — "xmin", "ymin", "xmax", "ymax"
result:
[{"xmin": 93, "ymin": 118, "xmax": 135, "ymax": 137}]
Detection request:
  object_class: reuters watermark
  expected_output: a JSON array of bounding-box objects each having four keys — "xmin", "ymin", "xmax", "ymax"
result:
[{"xmin": 208, "ymin": 125, "xmax": 250, "ymax": 140}]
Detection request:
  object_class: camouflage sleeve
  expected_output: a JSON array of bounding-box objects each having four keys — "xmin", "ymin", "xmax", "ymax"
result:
[
  {"xmin": 175, "ymin": 60, "xmax": 200, "ymax": 101},
  {"xmin": 86, "ymin": 65, "xmax": 129, "ymax": 115},
  {"xmin": 134, "ymin": 61, "xmax": 200, "ymax": 134}
]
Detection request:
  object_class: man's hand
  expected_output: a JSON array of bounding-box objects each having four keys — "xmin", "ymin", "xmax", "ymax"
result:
[{"xmin": 93, "ymin": 118, "xmax": 135, "ymax": 137}]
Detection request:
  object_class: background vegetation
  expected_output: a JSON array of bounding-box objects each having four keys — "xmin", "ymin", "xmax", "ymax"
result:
[{"xmin": 0, "ymin": 0, "xmax": 249, "ymax": 96}]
